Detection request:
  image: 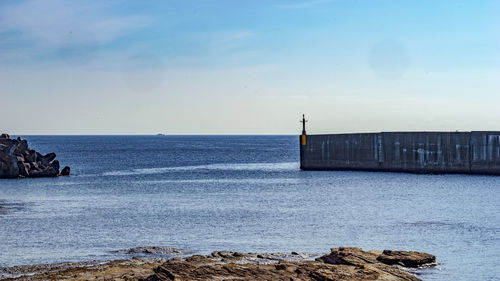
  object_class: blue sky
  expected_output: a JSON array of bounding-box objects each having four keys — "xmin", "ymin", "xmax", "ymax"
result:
[{"xmin": 1, "ymin": 0, "xmax": 499, "ymax": 134}]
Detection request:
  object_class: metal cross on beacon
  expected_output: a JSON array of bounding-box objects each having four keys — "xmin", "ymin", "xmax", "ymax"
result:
[
  {"xmin": 300, "ymin": 114, "xmax": 307, "ymax": 135},
  {"xmin": 300, "ymin": 114, "xmax": 308, "ymax": 146}
]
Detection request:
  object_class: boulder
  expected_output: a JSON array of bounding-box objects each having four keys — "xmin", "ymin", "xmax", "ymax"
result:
[
  {"xmin": 318, "ymin": 247, "xmax": 379, "ymax": 266},
  {"xmin": 0, "ymin": 133, "xmax": 9, "ymax": 139},
  {"xmin": 39, "ymin": 152, "xmax": 56, "ymax": 167},
  {"xmin": 0, "ymin": 137, "xmax": 15, "ymax": 146},
  {"xmin": 0, "ymin": 161, "xmax": 19, "ymax": 178},
  {"xmin": 18, "ymin": 139, "xmax": 28, "ymax": 152},
  {"xmin": 35, "ymin": 151, "xmax": 43, "ymax": 165},
  {"xmin": 30, "ymin": 166, "xmax": 58, "ymax": 177},
  {"xmin": 61, "ymin": 166, "xmax": 71, "ymax": 176},
  {"xmin": 29, "ymin": 149, "xmax": 37, "ymax": 162},
  {"xmin": 316, "ymin": 247, "xmax": 436, "ymax": 280},
  {"xmin": 5, "ymin": 154, "xmax": 20, "ymax": 178},
  {"xmin": 29, "ymin": 161, "xmax": 40, "ymax": 171},
  {"xmin": 376, "ymin": 250, "xmax": 436, "ymax": 268},
  {"xmin": 23, "ymin": 151, "xmax": 38, "ymax": 171},
  {"xmin": 50, "ymin": 160, "xmax": 60, "ymax": 174},
  {"xmin": 17, "ymin": 161, "xmax": 30, "ymax": 177}
]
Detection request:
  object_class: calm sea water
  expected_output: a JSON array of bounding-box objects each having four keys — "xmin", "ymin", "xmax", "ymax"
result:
[{"xmin": 0, "ymin": 135, "xmax": 499, "ymax": 280}]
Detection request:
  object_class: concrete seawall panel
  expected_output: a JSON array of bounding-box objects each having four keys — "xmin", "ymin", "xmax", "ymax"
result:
[
  {"xmin": 470, "ymin": 131, "xmax": 500, "ymax": 175},
  {"xmin": 380, "ymin": 132, "xmax": 470, "ymax": 174},
  {"xmin": 300, "ymin": 133, "xmax": 381, "ymax": 171},
  {"xmin": 300, "ymin": 132, "xmax": 500, "ymax": 175}
]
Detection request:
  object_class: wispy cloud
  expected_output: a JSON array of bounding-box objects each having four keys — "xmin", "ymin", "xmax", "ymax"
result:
[
  {"xmin": 0, "ymin": 0, "xmax": 149, "ymax": 62},
  {"xmin": 275, "ymin": 0, "xmax": 337, "ymax": 9},
  {"xmin": 199, "ymin": 30, "xmax": 255, "ymax": 54}
]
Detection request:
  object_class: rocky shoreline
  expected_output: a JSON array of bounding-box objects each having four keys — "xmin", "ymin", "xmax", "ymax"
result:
[
  {"xmin": 0, "ymin": 247, "xmax": 436, "ymax": 281},
  {"xmin": 0, "ymin": 134, "xmax": 70, "ymax": 178}
]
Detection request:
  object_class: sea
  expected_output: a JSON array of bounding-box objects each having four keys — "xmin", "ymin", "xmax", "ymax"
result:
[{"xmin": 0, "ymin": 135, "xmax": 498, "ymax": 280}]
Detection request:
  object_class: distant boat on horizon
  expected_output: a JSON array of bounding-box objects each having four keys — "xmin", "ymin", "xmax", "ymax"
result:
[{"xmin": 156, "ymin": 133, "xmax": 167, "ymax": 136}]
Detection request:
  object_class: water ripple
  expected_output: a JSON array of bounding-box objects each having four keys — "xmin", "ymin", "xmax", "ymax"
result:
[{"xmin": 102, "ymin": 162, "xmax": 299, "ymax": 176}]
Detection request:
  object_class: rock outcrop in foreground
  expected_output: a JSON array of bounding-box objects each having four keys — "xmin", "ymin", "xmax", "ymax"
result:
[
  {"xmin": 0, "ymin": 134, "xmax": 70, "ymax": 178},
  {"xmin": 146, "ymin": 247, "xmax": 436, "ymax": 281},
  {"xmin": 0, "ymin": 247, "xmax": 436, "ymax": 281}
]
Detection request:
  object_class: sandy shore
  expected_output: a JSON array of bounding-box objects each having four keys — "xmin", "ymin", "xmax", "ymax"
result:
[{"xmin": 1, "ymin": 247, "xmax": 435, "ymax": 281}]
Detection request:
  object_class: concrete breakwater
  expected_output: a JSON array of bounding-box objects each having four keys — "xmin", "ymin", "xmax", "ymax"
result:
[
  {"xmin": 300, "ymin": 131, "xmax": 500, "ymax": 175},
  {"xmin": 0, "ymin": 134, "xmax": 70, "ymax": 178}
]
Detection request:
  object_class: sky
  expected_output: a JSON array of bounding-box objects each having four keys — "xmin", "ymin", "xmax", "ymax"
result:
[{"xmin": 0, "ymin": 0, "xmax": 499, "ymax": 135}]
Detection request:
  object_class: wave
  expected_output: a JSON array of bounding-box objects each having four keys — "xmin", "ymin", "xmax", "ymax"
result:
[
  {"xmin": 136, "ymin": 178, "xmax": 300, "ymax": 184},
  {"xmin": 102, "ymin": 162, "xmax": 299, "ymax": 176}
]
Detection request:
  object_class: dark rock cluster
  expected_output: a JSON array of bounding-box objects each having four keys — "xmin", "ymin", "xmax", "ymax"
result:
[{"xmin": 0, "ymin": 134, "xmax": 70, "ymax": 178}]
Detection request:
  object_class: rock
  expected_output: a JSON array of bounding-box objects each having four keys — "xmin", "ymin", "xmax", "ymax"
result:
[
  {"xmin": 29, "ymin": 149, "xmax": 37, "ymax": 162},
  {"xmin": 144, "ymin": 247, "xmax": 435, "ymax": 281},
  {"xmin": 61, "ymin": 166, "xmax": 71, "ymax": 176},
  {"xmin": 0, "ymin": 258, "xmax": 164, "ymax": 281},
  {"xmin": 318, "ymin": 247, "xmax": 378, "ymax": 265},
  {"xmin": 50, "ymin": 160, "xmax": 60, "ymax": 174},
  {"xmin": 45, "ymin": 152, "xmax": 56, "ymax": 162},
  {"xmin": 317, "ymin": 247, "xmax": 436, "ymax": 280},
  {"xmin": 0, "ymin": 138, "xmax": 14, "ymax": 147},
  {"xmin": 111, "ymin": 246, "xmax": 182, "ymax": 256},
  {"xmin": 35, "ymin": 151, "xmax": 43, "ymax": 165},
  {"xmin": 24, "ymin": 152, "xmax": 39, "ymax": 171},
  {"xmin": 1, "ymin": 151, "xmax": 20, "ymax": 178},
  {"xmin": 17, "ymin": 161, "xmax": 30, "ymax": 177},
  {"xmin": 0, "ymin": 135, "xmax": 68, "ymax": 179},
  {"xmin": 376, "ymin": 250, "xmax": 436, "ymax": 268},
  {"xmin": 0, "ymin": 161, "xmax": 18, "ymax": 178},
  {"xmin": 18, "ymin": 139, "xmax": 28, "ymax": 152},
  {"xmin": 29, "ymin": 161, "xmax": 40, "ymax": 171},
  {"xmin": 30, "ymin": 166, "xmax": 58, "ymax": 178},
  {"xmin": 39, "ymin": 152, "xmax": 56, "ymax": 167},
  {"xmin": 211, "ymin": 251, "xmax": 236, "ymax": 258}
]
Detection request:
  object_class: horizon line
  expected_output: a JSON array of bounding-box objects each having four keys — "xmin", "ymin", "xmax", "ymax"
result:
[{"xmin": 7, "ymin": 133, "xmax": 301, "ymax": 136}]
